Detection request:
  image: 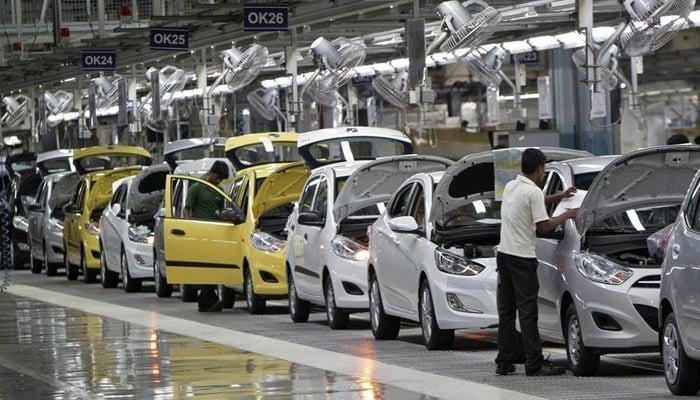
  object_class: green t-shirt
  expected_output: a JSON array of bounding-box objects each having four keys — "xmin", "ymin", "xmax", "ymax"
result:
[{"xmin": 186, "ymin": 182, "xmax": 224, "ymax": 220}]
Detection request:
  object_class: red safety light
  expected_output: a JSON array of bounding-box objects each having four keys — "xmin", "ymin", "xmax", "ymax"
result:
[
  {"xmin": 121, "ymin": 4, "xmax": 132, "ymax": 17},
  {"xmin": 12, "ymin": 42, "xmax": 21, "ymax": 51},
  {"xmin": 60, "ymin": 27, "xmax": 71, "ymax": 37}
]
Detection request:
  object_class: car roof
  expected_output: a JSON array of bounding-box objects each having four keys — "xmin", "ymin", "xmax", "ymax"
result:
[{"xmin": 309, "ymin": 160, "xmax": 371, "ymax": 179}]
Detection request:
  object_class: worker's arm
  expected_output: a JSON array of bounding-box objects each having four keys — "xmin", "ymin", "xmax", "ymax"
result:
[
  {"xmin": 537, "ymin": 208, "xmax": 578, "ymax": 234},
  {"xmin": 545, "ymin": 186, "xmax": 577, "ymax": 206}
]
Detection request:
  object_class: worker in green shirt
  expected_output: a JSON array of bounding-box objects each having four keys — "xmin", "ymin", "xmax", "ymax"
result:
[{"xmin": 184, "ymin": 160, "xmax": 230, "ymax": 312}]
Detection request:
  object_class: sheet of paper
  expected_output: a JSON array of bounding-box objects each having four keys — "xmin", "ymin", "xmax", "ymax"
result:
[{"xmin": 552, "ymin": 190, "xmax": 587, "ymax": 217}]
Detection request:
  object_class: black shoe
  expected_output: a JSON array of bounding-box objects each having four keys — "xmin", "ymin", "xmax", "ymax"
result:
[
  {"xmin": 496, "ymin": 363, "xmax": 516, "ymax": 375},
  {"xmin": 198, "ymin": 301, "xmax": 222, "ymax": 312},
  {"xmin": 526, "ymin": 360, "xmax": 566, "ymax": 376}
]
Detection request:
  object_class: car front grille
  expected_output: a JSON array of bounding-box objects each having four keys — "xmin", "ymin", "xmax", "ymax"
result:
[
  {"xmin": 633, "ymin": 304, "xmax": 660, "ymax": 332},
  {"xmin": 632, "ymin": 275, "xmax": 661, "ymax": 289}
]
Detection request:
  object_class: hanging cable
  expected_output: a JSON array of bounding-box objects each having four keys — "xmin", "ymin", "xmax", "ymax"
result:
[{"xmin": 0, "ymin": 149, "xmax": 12, "ymax": 292}]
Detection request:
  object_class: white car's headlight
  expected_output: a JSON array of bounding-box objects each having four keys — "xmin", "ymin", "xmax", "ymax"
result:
[
  {"xmin": 12, "ymin": 216, "xmax": 29, "ymax": 232},
  {"xmin": 47, "ymin": 218, "xmax": 64, "ymax": 234},
  {"xmin": 84, "ymin": 221, "xmax": 100, "ymax": 236},
  {"xmin": 250, "ymin": 231, "xmax": 286, "ymax": 253},
  {"xmin": 573, "ymin": 252, "xmax": 633, "ymax": 285},
  {"xmin": 434, "ymin": 247, "xmax": 485, "ymax": 276},
  {"xmin": 331, "ymin": 235, "xmax": 369, "ymax": 262},
  {"xmin": 128, "ymin": 225, "xmax": 154, "ymax": 244}
]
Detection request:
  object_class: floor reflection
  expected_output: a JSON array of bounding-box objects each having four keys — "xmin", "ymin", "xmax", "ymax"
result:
[{"xmin": 0, "ymin": 293, "xmax": 438, "ymax": 399}]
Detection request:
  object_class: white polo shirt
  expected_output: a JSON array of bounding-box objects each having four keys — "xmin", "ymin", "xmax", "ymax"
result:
[{"xmin": 498, "ymin": 175, "xmax": 549, "ymax": 259}]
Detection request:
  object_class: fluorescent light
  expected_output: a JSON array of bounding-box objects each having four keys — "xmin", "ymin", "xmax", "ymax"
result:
[
  {"xmin": 555, "ymin": 31, "xmax": 585, "ymax": 49},
  {"xmin": 501, "ymin": 40, "xmax": 532, "ymax": 54},
  {"xmin": 527, "ymin": 36, "xmax": 560, "ymax": 51}
]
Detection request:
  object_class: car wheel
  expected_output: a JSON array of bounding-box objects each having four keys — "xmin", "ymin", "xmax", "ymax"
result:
[
  {"xmin": 121, "ymin": 250, "xmax": 141, "ymax": 293},
  {"xmin": 245, "ymin": 267, "xmax": 266, "ymax": 314},
  {"xmin": 565, "ymin": 303, "xmax": 600, "ymax": 376},
  {"xmin": 663, "ymin": 312, "xmax": 700, "ymax": 395},
  {"xmin": 100, "ymin": 246, "xmax": 118, "ymax": 288},
  {"xmin": 324, "ymin": 276, "xmax": 349, "ymax": 330},
  {"xmin": 420, "ymin": 280, "xmax": 454, "ymax": 350},
  {"xmin": 288, "ymin": 271, "xmax": 310, "ymax": 323},
  {"xmin": 30, "ymin": 253, "xmax": 43, "ymax": 274},
  {"xmin": 44, "ymin": 244, "xmax": 58, "ymax": 276},
  {"xmin": 369, "ymin": 273, "xmax": 400, "ymax": 340},
  {"xmin": 153, "ymin": 251, "xmax": 172, "ymax": 298},
  {"xmin": 82, "ymin": 247, "xmax": 97, "ymax": 283},
  {"xmin": 65, "ymin": 244, "xmax": 78, "ymax": 281},
  {"xmin": 181, "ymin": 285, "xmax": 197, "ymax": 302},
  {"xmin": 219, "ymin": 285, "xmax": 235, "ymax": 308}
]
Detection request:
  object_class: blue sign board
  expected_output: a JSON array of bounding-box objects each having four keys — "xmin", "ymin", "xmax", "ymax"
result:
[
  {"xmin": 510, "ymin": 51, "xmax": 540, "ymax": 66},
  {"xmin": 351, "ymin": 76, "xmax": 373, "ymax": 86},
  {"xmin": 150, "ymin": 28, "xmax": 190, "ymax": 51},
  {"xmin": 81, "ymin": 50, "xmax": 117, "ymax": 71},
  {"xmin": 243, "ymin": 4, "xmax": 289, "ymax": 31}
]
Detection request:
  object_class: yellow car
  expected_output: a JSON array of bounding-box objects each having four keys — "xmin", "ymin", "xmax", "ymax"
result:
[
  {"xmin": 63, "ymin": 146, "xmax": 152, "ymax": 282},
  {"xmin": 162, "ymin": 132, "xmax": 306, "ymax": 313}
]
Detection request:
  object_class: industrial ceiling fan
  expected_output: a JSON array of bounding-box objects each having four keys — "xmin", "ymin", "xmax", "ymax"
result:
[
  {"xmin": 463, "ymin": 47, "xmax": 504, "ymax": 89},
  {"xmin": 372, "ymin": 70, "xmax": 409, "ymax": 109},
  {"xmin": 44, "ymin": 90, "xmax": 74, "ymax": 128},
  {"xmin": 620, "ymin": 0, "xmax": 695, "ymax": 56},
  {"xmin": 572, "ymin": 45, "xmax": 620, "ymax": 91},
  {"xmin": 428, "ymin": 0, "xmax": 501, "ymax": 54},
  {"xmin": 246, "ymin": 87, "xmax": 288, "ymax": 130},
  {"xmin": 92, "ymin": 76, "xmax": 122, "ymax": 109},
  {"xmin": 1, "ymin": 95, "xmax": 32, "ymax": 128}
]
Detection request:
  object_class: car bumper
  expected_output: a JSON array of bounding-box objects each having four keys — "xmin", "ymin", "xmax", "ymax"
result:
[
  {"xmin": 329, "ymin": 255, "xmax": 369, "ymax": 310},
  {"xmin": 430, "ymin": 257, "xmax": 500, "ymax": 330},
  {"xmin": 249, "ymin": 247, "xmax": 288, "ymax": 297},
  {"xmin": 573, "ymin": 269, "xmax": 660, "ymax": 349},
  {"xmin": 124, "ymin": 241, "xmax": 154, "ymax": 280},
  {"xmin": 84, "ymin": 233, "xmax": 101, "ymax": 271},
  {"xmin": 44, "ymin": 229, "xmax": 65, "ymax": 264}
]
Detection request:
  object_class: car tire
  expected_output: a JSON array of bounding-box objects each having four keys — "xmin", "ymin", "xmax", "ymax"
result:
[
  {"xmin": 65, "ymin": 244, "xmax": 78, "ymax": 281},
  {"xmin": 565, "ymin": 303, "xmax": 600, "ymax": 376},
  {"xmin": 30, "ymin": 254, "xmax": 43, "ymax": 274},
  {"xmin": 420, "ymin": 280, "xmax": 454, "ymax": 350},
  {"xmin": 245, "ymin": 267, "xmax": 266, "ymax": 314},
  {"xmin": 288, "ymin": 271, "xmax": 310, "ymax": 323},
  {"xmin": 181, "ymin": 285, "xmax": 197, "ymax": 302},
  {"xmin": 121, "ymin": 250, "xmax": 141, "ymax": 293},
  {"xmin": 663, "ymin": 312, "xmax": 700, "ymax": 395},
  {"xmin": 44, "ymin": 245, "xmax": 58, "ymax": 277},
  {"xmin": 369, "ymin": 273, "xmax": 400, "ymax": 340},
  {"xmin": 153, "ymin": 251, "xmax": 172, "ymax": 298},
  {"xmin": 219, "ymin": 285, "xmax": 235, "ymax": 308},
  {"xmin": 82, "ymin": 247, "xmax": 97, "ymax": 284},
  {"xmin": 100, "ymin": 246, "xmax": 118, "ymax": 288},
  {"xmin": 324, "ymin": 276, "xmax": 349, "ymax": 330}
]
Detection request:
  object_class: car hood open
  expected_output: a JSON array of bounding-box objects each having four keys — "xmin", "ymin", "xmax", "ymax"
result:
[
  {"xmin": 225, "ymin": 132, "xmax": 299, "ymax": 171},
  {"xmin": 127, "ymin": 164, "xmax": 170, "ymax": 215},
  {"xmin": 73, "ymin": 146, "xmax": 152, "ymax": 175},
  {"xmin": 163, "ymin": 137, "xmax": 226, "ymax": 171},
  {"xmin": 429, "ymin": 147, "xmax": 593, "ymax": 224},
  {"xmin": 49, "ymin": 172, "xmax": 81, "ymax": 211},
  {"xmin": 6, "ymin": 152, "xmax": 37, "ymax": 177},
  {"xmin": 37, "ymin": 149, "xmax": 74, "ymax": 176},
  {"xmin": 334, "ymin": 155, "xmax": 453, "ymax": 222},
  {"xmin": 578, "ymin": 145, "xmax": 700, "ymax": 234},
  {"xmin": 252, "ymin": 161, "xmax": 309, "ymax": 218},
  {"xmin": 86, "ymin": 167, "xmax": 144, "ymax": 211}
]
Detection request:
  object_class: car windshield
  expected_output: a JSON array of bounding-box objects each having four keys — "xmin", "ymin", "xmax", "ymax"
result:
[
  {"xmin": 440, "ymin": 195, "xmax": 502, "ymax": 229},
  {"xmin": 591, "ymin": 204, "xmax": 680, "ymax": 233},
  {"xmin": 304, "ymin": 137, "xmax": 409, "ymax": 166},
  {"xmin": 335, "ymin": 176, "xmax": 383, "ymax": 216},
  {"xmin": 231, "ymin": 142, "xmax": 299, "ymax": 168},
  {"xmin": 77, "ymin": 155, "xmax": 151, "ymax": 172},
  {"xmin": 170, "ymin": 146, "xmax": 225, "ymax": 164},
  {"xmin": 573, "ymin": 172, "xmax": 599, "ymax": 191},
  {"xmin": 39, "ymin": 158, "xmax": 72, "ymax": 175}
]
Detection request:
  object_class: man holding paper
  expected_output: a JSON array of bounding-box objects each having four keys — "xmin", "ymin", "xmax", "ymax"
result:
[{"xmin": 495, "ymin": 148, "xmax": 578, "ymax": 377}]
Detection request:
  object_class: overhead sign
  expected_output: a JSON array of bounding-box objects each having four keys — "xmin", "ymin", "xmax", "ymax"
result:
[
  {"xmin": 510, "ymin": 51, "xmax": 539, "ymax": 66},
  {"xmin": 81, "ymin": 50, "xmax": 116, "ymax": 71},
  {"xmin": 351, "ymin": 76, "xmax": 373, "ymax": 86},
  {"xmin": 243, "ymin": 4, "xmax": 289, "ymax": 31},
  {"xmin": 150, "ymin": 28, "xmax": 190, "ymax": 51}
]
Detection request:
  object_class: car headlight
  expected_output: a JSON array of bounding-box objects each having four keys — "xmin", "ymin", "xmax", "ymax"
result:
[
  {"xmin": 84, "ymin": 221, "xmax": 100, "ymax": 236},
  {"xmin": 331, "ymin": 235, "xmax": 369, "ymax": 262},
  {"xmin": 573, "ymin": 252, "xmax": 633, "ymax": 285},
  {"xmin": 47, "ymin": 218, "xmax": 64, "ymax": 234},
  {"xmin": 250, "ymin": 231, "xmax": 286, "ymax": 253},
  {"xmin": 434, "ymin": 247, "xmax": 485, "ymax": 276},
  {"xmin": 12, "ymin": 216, "xmax": 29, "ymax": 232},
  {"xmin": 128, "ymin": 225, "xmax": 154, "ymax": 244}
]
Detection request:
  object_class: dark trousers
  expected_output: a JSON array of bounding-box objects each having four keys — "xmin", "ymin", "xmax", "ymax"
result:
[{"xmin": 495, "ymin": 252, "xmax": 543, "ymax": 373}]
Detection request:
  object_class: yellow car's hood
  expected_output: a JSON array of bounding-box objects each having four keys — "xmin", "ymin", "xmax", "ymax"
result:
[
  {"xmin": 86, "ymin": 167, "xmax": 143, "ymax": 211},
  {"xmin": 252, "ymin": 162, "xmax": 309, "ymax": 218}
]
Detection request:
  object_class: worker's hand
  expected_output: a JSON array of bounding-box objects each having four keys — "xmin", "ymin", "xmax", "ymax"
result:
[
  {"xmin": 561, "ymin": 186, "xmax": 577, "ymax": 199},
  {"xmin": 563, "ymin": 208, "xmax": 579, "ymax": 220}
]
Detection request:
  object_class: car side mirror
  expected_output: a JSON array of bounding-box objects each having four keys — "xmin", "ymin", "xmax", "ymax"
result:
[
  {"xmin": 63, "ymin": 203, "xmax": 81, "ymax": 215},
  {"xmin": 388, "ymin": 216, "xmax": 420, "ymax": 233},
  {"xmin": 111, "ymin": 203, "xmax": 121, "ymax": 216},
  {"xmin": 298, "ymin": 211, "xmax": 324, "ymax": 226},
  {"xmin": 28, "ymin": 203, "xmax": 44, "ymax": 212},
  {"xmin": 216, "ymin": 206, "xmax": 245, "ymax": 224}
]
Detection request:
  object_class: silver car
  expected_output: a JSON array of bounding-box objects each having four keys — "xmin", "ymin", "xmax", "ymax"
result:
[
  {"xmin": 659, "ymin": 168, "xmax": 700, "ymax": 395},
  {"xmin": 27, "ymin": 172, "xmax": 80, "ymax": 276},
  {"xmin": 536, "ymin": 145, "xmax": 700, "ymax": 376}
]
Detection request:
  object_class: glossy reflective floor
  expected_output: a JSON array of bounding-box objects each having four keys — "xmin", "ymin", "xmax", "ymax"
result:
[{"xmin": 0, "ymin": 293, "xmax": 437, "ymax": 400}]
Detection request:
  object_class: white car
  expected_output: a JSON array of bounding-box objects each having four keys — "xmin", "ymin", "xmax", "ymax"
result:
[
  {"xmin": 536, "ymin": 145, "xmax": 700, "ymax": 376},
  {"xmin": 368, "ymin": 148, "xmax": 592, "ymax": 349},
  {"xmin": 99, "ymin": 165, "xmax": 169, "ymax": 292},
  {"xmin": 286, "ymin": 148, "xmax": 452, "ymax": 330}
]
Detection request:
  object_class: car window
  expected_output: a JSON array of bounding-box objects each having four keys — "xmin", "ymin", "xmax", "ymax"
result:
[
  {"xmin": 238, "ymin": 177, "xmax": 250, "ymax": 219},
  {"xmin": 313, "ymin": 177, "xmax": 328, "ymax": 222},
  {"xmin": 229, "ymin": 176, "xmax": 245, "ymax": 204},
  {"xmin": 35, "ymin": 181, "xmax": 47, "ymax": 207},
  {"xmin": 171, "ymin": 177, "xmax": 230, "ymax": 221},
  {"xmin": 389, "ymin": 184, "xmax": 414, "ymax": 218},
  {"xmin": 544, "ymin": 171, "xmax": 564, "ymax": 216},
  {"xmin": 686, "ymin": 180, "xmax": 700, "ymax": 231},
  {"xmin": 73, "ymin": 180, "xmax": 86, "ymax": 210},
  {"xmin": 299, "ymin": 177, "xmax": 320, "ymax": 213},
  {"xmin": 410, "ymin": 184, "xmax": 426, "ymax": 234}
]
